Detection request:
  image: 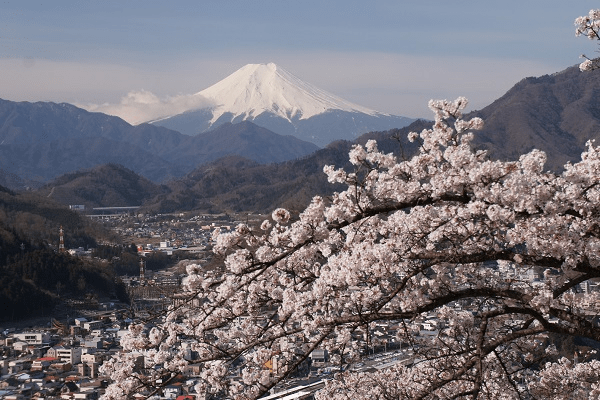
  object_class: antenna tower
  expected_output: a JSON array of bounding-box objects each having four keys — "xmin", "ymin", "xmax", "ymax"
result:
[
  {"xmin": 140, "ymin": 258, "xmax": 146, "ymax": 283},
  {"xmin": 59, "ymin": 226, "xmax": 65, "ymax": 253}
]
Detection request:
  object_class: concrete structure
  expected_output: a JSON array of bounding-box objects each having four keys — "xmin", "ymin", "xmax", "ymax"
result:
[
  {"xmin": 81, "ymin": 353, "xmax": 102, "ymax": 364},
  {"xmin": 310, "ymin": 349, "xmax": 329, "ymax": 368},
  {"xmin": 84, "ymin": 338, "xmax": 103, "ymax": 349},
  {"xmin": 82, "ymin": 321, "xmax": 103, "ymax": 331},
  {"xmin": 78, "ymin": 362, "xmax": 100, "ymax": 378},
  {"xmin": 12, "ymin": 332, "xmax": 51, "ymax": 345},
  {"xmin": 47, "ymin": 346, "xmax": 82, "ymax": 365}
]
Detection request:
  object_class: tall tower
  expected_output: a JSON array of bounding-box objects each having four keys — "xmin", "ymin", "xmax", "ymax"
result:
[
  {"xmin": 139, "ymin": 258, "xmax": 146, "ymax": 283},
  {"xmin": 59, "ymin": 226, "xmax": 65, "ymax": 253}
]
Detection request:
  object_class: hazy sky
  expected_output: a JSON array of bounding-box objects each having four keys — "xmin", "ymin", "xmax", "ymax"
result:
[{"xmin": 0, "ymin": 1, "xmax": 598, "ymax": 120}]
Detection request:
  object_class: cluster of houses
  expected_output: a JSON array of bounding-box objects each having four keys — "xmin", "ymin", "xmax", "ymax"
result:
[
  {"xmin": 0, "ymin": 301, "xmax": 429, "ymax": 400},
  {"xmin": 0, "ymin": 315, "xmax": 199, "ymax": 399},
  {"xmin": 102, "ymin": 213, "xmax": 238, "ymax": 253},
  {"xmin": 5, "ymin": 209, "xmax": 600, "ymax": 399},
  {"xmin": 1, "ymin": 322, "xmax": 105, "ymax": 399}
]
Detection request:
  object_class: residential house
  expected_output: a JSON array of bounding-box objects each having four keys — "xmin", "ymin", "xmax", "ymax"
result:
[{"xmin": 47, "ymin": 346, "xmax": 82, "ymax": 365}]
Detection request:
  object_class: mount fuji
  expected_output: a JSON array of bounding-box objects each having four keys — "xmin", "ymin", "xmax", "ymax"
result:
[{"xmin": 151, "ymin": 63, "xmax": 414, "ymax": 147}]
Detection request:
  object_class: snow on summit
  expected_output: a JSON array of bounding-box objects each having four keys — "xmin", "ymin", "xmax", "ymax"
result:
[
  {"xmin": 150, "ymin": 62, "xmax": 413, "ymax": 147},
  {"xmin": 198, "ymin": 62, "xmax": 383, "ymax": 123}
]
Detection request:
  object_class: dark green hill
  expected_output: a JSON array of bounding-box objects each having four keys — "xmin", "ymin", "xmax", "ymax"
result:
[
  {"xmin": 0, "ymin": 188, "xmax": 125, "ymax": 321},
  {"xmin": 36, "ymin": 163, "xmax": 169, "ymax": 209},
  {"xmin": 0, "ymin": 189, "xmax": 112, "ymax": 248}
]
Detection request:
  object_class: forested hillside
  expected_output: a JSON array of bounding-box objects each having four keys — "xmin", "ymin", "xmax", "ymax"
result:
[
  {"xmin": 0, "ymin": 186, "xmax": 126, "ymax": 321},
  {"xmin": 143, "ymin": 121, "xmax": 428, "ymax": 214},
  {"xmin": 35, "ymin": 163, "xmax": 169, "ymax": 209}
]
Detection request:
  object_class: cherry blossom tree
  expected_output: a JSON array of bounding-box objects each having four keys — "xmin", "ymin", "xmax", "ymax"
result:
[
  {"xmin": 576, "ymin": 9, "xmax": 600, "ymax": 71},
  {"xmin": 101, "ymin": 97, "xmax": 600, "ymax": 399}
]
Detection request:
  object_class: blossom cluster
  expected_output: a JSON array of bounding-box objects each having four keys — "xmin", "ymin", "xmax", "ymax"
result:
[
  {"xmin": 101, "ymin": 96, "xmax": 600, "ymax": 399},
  {"xmin": 576, "ymin": 9, "xmax": 600, "ymax": 71}
]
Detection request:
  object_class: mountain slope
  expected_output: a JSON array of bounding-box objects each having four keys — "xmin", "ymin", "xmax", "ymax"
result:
[
  {"xmin": 0, "ymin": 188, "xmax": 126, "ymax": 321},
  {"xmin": 128, "ymin": 121, "xmax": 318, "ymax": 166},
  {"xmin": 0, "ymin": 99, "xmax": 131, "ymax": 144},
  {"xmin": 469, "ymin": 65, "xmax": 600, "ymax": 171},
  {"xmin": 35, "ymin": 164, "xmax": 169, "ymax": 209},
  {"xmin": 151, "ymin": 63, "xmax": 414, "ymax": 147},
  {"xmin": 143, "ymin": 122, "xmax": 427, "ymax": 214},
  {"xmin": 0, "ymin": 99, "xmax": 191, "ymax": 182},
  {"xmin": 0, "ymin": 169, "xmax": 41, "ymax": 191},
  {"xmin": 0, "ymin": 136, "xmax": 187, "ymax": 183}
]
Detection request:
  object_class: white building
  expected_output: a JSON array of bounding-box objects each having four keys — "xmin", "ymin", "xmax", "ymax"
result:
[
  {"xmin": 46, "ymin": 346, "xmax": 82, "ymax": 365},
  {"xmin": 81, "ymin": 353, "xmax": 102, "ymax": 364},
  {"xmin": 12, "ymin": 332, "xmax": 51, "ymax": 345},
  {"xmin": 82, "ymin": 321, "xmax": 103, "ymax": 331}
]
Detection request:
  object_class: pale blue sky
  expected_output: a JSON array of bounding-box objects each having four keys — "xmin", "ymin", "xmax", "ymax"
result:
[{"xmin": 0, "ymin": 1, "xmax": 598, "ymax": 119}]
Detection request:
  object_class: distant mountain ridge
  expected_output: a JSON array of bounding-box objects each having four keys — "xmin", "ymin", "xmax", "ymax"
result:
[
  {"xmin": 37, "ymin": 64, "xmax": 600, "ymax": 214},
  {"xmin": 152, "ymin": 120, "xmax": 319, "ymax": 167},
  {"xmin": 38, "ymin": 122, "xmax": 428, "ymax": 213},
  {"xmin": 8, "ymin": 63, "xmax": 600, "ymax": 214},
  {"xmin": 141, "ymin": 122, "xmax": 427, "ymax": 214},
  {"xmin": 151, "ymin": 63, "xmax": 414, "ymax": 147},
  {"xmin": 0, "ymin": 98, "xmax": 319, "ymax": 186}
]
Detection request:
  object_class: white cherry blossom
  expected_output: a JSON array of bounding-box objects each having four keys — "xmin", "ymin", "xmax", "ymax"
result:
[
  {"xmin": 576, "ymin": 9, "xmax": 600, "ymax": 70},
  {"xmin": 101, "ymin": 96, "xmax": 600, "ymax": 399}
]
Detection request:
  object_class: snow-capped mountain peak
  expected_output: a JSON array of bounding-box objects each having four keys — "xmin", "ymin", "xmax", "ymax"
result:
[
  {"xmin": 151, "ymin": 62, "xmax": 413, "ymax": 147},
  {"xmin": 198, "ymin": 62, "xmax": 384, "ymax": 123}
]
